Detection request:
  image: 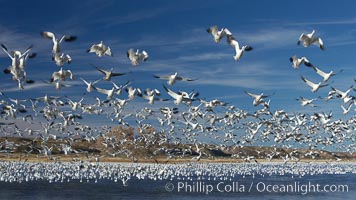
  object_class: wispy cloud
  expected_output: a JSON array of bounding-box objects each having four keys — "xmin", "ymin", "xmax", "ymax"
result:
[
  {"xmin": 287, "ymin": 18, "xmax": 356, "ymax": 26},
  {"xmin": 90, "ymin": 5, "xmax": 175, "ymax": 29},
  {"xmin": 237, "ymin": 27, "xmax": 302, "ymax": 50},
  {"xmin": 0, "ymin": 25, "xmax": 48, "ymax": 55}
]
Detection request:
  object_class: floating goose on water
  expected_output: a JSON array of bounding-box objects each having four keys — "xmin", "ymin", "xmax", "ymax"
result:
[
  {"xmin": 227, "ymin": 35, "xmax": 252, "ymax": 61},
  {"xmin": 300, "ymin": 76, "xmax": 328, "ymax": 93},
  {"xmin": 297, "ymin": 30, "xmax": 324, "ymax": 50},
  {"xmin": 87, "ymin": 41, "xmax": 112, "ymax": 57},
  {"xmin": 41, "ymin": 31, "xmax": 77, "ymax": 53},
  {"xmin": 207, "ymin": 25, "xmax": 232, "ymax": 43},
  {"xmin": 289, "ymin": 55, "xmax": 312, "ymax": 69},
  {"xmin": 153, "ymin": 72, "xmax": 196, "ymax": 85},
  {"xmin": 127, "ymin": 48, "xmax": 148, "ymax": 66}
]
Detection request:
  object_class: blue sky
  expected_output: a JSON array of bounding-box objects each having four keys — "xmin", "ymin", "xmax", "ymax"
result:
[{"xmin": 1, "ymin": 0, "xmax": 356, "ymax": 132}]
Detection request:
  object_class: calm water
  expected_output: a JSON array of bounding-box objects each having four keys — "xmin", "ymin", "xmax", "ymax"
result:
[{"xmin": 0, "ymin": 173, "xmax": 354, "ymax": 200}]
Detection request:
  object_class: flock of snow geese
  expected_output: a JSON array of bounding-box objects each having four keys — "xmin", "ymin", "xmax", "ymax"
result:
[
  {"xmin": 0, "ymin": 26, "xmax": 355, "ymax": 168},
  {"xmin": 0, "ymin": 161, "xmax": 354, "ymax": 184}
]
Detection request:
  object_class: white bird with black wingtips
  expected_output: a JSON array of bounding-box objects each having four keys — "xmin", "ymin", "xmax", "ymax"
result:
[
  {"xmin": 80, "ymin": 78, "xmax": 101, "ymax": 93},
  {"xmin": 127, "ymin": 48, "xmax": 148, "ymax": 66},
  {"xmin": 207, "ymin": 25, "xmax": 232, "ymax": 43},
  {"xmin": 331, "ymin": 86, "xmax": 354, "ymax": 104},
  {"xmin": 93, "ymin": 65, "xmax": 127, "ymax": 81},
  {"xmin": 244, "ymin": 91, "xmax": 272, "ymax": 106},
  {"xmin": 227, "ymin": 35, "xmax": 252, "ymax": 61},
  {"xmin": 87, "ymin": 41, "xmax": 112, "ymax": 57},
  {"xmin": 40, "ymin": 31, "xmax": 77, "ymax": 53},
  {"xmin": 297, "ymin": 30, "xmax": 324, "ymax": 50},
  {"xmin": 311, "ymin": 65, "xmax": 342, "ymax": 82},
  {"xmin": 301, "ymin": 76, "xmax": 328, "ymax": 93},
  {"xmin": 1, "ymin": 44, "xmax": 35, "ymax": 70},
  {"xmin": 153, "ymin": 72, "xmax": 196, "ymax": 85},
  {"xmin": 93, "ymin": 83, "xmax": 119, "ymax": 100},
  {"xmin": 289, "ymin": 55, "xmax": 312, "ymax": 69},
  {"xmin": 341, "ymin": 102, "xmax": 353, "ymax": 115},
  {"xmin": 138, "ymin": 88, "xmax": 167, "ymax": 105},
  {"xmin": 163, "ymin": 85, "xmax": 196, "ymax": 105},
  {"xmin": 296, "ymin": 96, "xmax": 319, "ymax": 107},
  {"xmin": 52, "ymin": 53, "xmax": 72, "ymax": 67},
  {"xmin": 51, "ymin": 67, "xmax": 73, "ymax": 82}
]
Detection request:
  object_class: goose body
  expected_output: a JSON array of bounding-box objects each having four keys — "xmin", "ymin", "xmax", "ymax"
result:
[
  {"xmin": 207, "ymin": 25, "xmax": 232, "ymax": 43},
  {"xmin": 41, "ymin": 31, "xmax": 77, "ymax": 53},
  {"xmin": 227, "ymin": 35, "xmax": 252, "ymax": 61},
  {"xmin": 311, "ymin": 65, "xmax": 341, "ymax": 82},
  {"xmin": 87, "ymin": 41, "xmax": 112, "ymax": 57},
  {"xmin": 331, "ymin": 86, "xmax": 354, "ymax": 104},
  {"xmin": 52, "ymin": 67, "xmax": 73, "ymax": 82},
  {"xmin": 80, "ymin": 78, "xmax": 101, "ymax": 92},
  {"xmin": 244, "ymin": 91, "xmax": 270, "ymax": 106},
  {"xmin": 298, "ymin": 30, "xmax": 324, "ymax": 50},
  {"xmin": 289, "ymin": 55, "xmax": 312, "ymax": 69},
  {"xmin": 94, "ymin": 65, "xmax": 126, "ymax": 81},
  {"xmin": 153, "ymin": 72, "xmax": 196, "ymax": 85},
  {"xmin": 301, "ymin": 76, "xmax": 328, "ymax": 93},
  {"xmin": 52, "ymin": 53, "xmax": 71, "ymax": 66},
  {"xmin": 163, "ymin": 85, "xmax": 195, "ymax": 105},
  {"xmin": 127, "ymin": 48, "xmax": 148, "ymax": 66},
  {"xmin": 296, "ymin": 96, "xmax": 318, "ymax": 107}
]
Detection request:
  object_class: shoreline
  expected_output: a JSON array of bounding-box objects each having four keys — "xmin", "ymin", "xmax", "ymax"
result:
[{"xmin": 1, "ymin": 153, "xmax": 355, "ymax": 164}]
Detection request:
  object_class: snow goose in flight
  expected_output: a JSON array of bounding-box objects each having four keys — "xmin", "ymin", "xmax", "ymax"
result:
[
  {"xmin": 300, "ymin": 76, "xmax": 328, "ymax": 93},
  {"xmin": 330, "ymin": 86, "xmax": 354, "ymax": 104},
  {"xmin": 341, "ymin": 102, "xmax": 353, "ymax": 115},
  {"xmin": 87, "ymin": 41, "xmax": 112, "ymax": 57},
  {"xmin": 112, "ymin": 80, "xmax": 130, "ymax": 96},
  {"xmin": 80, "ymin": 78, "xmax": 101, "ymax": 92},
  {"xmin": 6, "ymin": 57, "xmax": 35, "ymax": 88},
  {"xmin": 1, "ymin": 44, "xmax": 35, "ymax": 71},
  {"xmin": 163, "ymin": 85, "xmax": 195, "ymax": 105},
  {"xmin": 138, "ymin": 88, "xmax": 168, "ymax": 104},
  {"xmin": 41, "ymin": 31, "xmax": 77, "ymax": 53},
  {"xmin": 311, "ymin": 65, "xmax": 342, "ymax": 82},
  {"xmin": 93, "ymin": 65, "xmax": 127, "ymax": 81},
  {"xmin": 227, "ymin": 35, "xmax": 252, "ymax": 61},
  {"xmin": 51, "ymin": 67, "xmax": 73, "ymax": 82},
  {"xmin": 125, "ymin": 86, "xmax": 142, "ymax": 100},
  {"xmin": 127, "ymin": 48, "xmax": 148, "ymax": 66},
  {"xmin": 207, "ymin": 25, "xmax": 232, "ymax": 43},
  {"xmin": 153, "ymin": 72, "xmax": 196, "ymax": 85},
  {"xmin": 93, "ymin": 83, "xmax": 119, "ymax": 100},
  {"xmin": 297, "ymin": 30, "xmax": 324, "ymax": 50},
  {"xmin": 289, "ymin": 55, "xmax": 312, "ymax": 69},
  {"xmin": 244, "ymin": 91, "xmax": 272, "ymax": 106},
  {"xmin": 52, "ymin": 53, "xmax": 71, "ymax": 66},
  {"xmin": 296, "ymin": 96, "xmax": 319, "ymax": 107}
]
